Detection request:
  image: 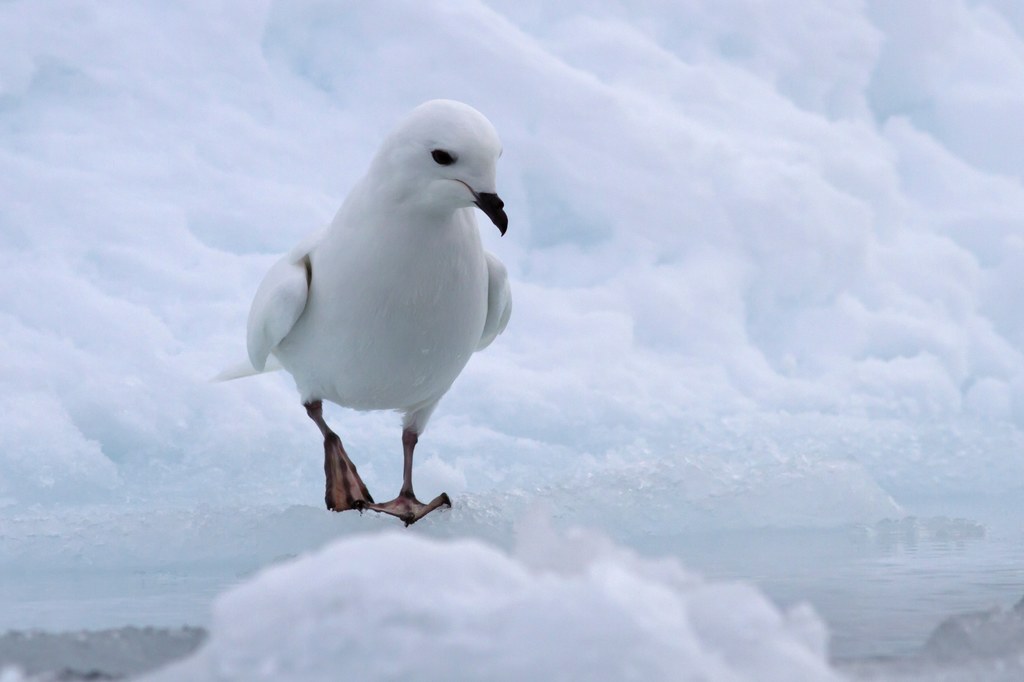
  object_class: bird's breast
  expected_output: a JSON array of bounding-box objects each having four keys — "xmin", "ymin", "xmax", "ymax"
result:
[{"xmin": 276, "ymin": 220, "xmax": 488, "ymax": 410}]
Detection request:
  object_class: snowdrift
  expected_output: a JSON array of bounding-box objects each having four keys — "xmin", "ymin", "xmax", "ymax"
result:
[
  {"xmin": 145, "ymin": 522, "xmax": 838, "ymax": 682},
  {"xmin": 1, "ymin": 0, "xmax": 1022, "ymax": 518}
]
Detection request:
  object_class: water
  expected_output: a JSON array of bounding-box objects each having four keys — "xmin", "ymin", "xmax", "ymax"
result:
[
  {"xmin": 665, "ymin": 518, "xmax": 1022, "ymax": 661},
  {"xmin": 1, "ymin": 497, "xmax": 1020, "ymax": 675}
]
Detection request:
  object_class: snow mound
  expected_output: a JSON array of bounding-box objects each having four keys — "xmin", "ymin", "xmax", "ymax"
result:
[{"xmin": 146, "ymin": 520, "xmax": 838, "ymax": 682}]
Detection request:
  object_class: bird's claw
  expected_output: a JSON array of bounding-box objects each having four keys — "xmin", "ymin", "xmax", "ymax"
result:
[{"xmin": 367, "ymin": 491, "xmax": 451, "ymax": 526}]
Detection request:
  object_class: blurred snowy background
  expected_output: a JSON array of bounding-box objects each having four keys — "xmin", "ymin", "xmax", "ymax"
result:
[{"xmin": 1, "ymin": 0, "xmax": 1023, "ymax": 680}]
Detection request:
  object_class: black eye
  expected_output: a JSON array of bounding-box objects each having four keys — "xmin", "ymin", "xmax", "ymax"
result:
[{"xmin": 431, "ymin": 149, "xmax": 456, "ymax": 165}]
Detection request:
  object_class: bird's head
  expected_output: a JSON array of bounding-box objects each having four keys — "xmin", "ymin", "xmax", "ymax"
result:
[{"xmin": 368, "ymin": 99, "xmax": 507, "ymax": 235}]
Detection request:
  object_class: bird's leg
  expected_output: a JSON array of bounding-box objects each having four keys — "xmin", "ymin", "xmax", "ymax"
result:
[
  {"xmin": 366, "ymin": 429, "xmax": 451, "ymax": 526},
  {"xmin": 304, "ymin": 401, "xmax": 374, "ymax": 512}
]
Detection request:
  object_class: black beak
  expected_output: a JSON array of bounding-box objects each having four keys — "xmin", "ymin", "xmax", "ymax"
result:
[{"xmin": 473, "ymin": 192, "xmax": 508, "ymax": 236}]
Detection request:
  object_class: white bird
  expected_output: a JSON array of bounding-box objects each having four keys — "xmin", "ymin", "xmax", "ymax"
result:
[{"xmin": 231, "ymin": 100, "xmax": 511, "ymax": 525}]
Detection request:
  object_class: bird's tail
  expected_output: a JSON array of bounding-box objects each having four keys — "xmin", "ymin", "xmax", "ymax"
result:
[{"xmin": 211, "ymin": 356, "xmax": 284, "ymax": 382}]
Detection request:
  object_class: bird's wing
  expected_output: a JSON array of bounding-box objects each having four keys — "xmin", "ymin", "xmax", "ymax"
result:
[
  {"xmin": 246, "ymin": 230, "xmax": 323, "ymax": 371},
  {"xmin": 477, "ymin": 251, "xmax": 512, "ymax": 351}
]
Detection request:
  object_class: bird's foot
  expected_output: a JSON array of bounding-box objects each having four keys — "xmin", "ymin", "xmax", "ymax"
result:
[
  {"xmin": 367, "ymin": 490, "xmax": 451, "ymax": 527},
  {"xmin": 323, "ymin": 433, "xmax": 374, "ymax": 512}
]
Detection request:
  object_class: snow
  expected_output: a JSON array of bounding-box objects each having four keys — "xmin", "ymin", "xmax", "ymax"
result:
[
  {"xmin": 143, "ymin": 519, "xmax": 838, "ymax": 682},
  {"xmin": 1, "ymin": 0, "xmax": 1023, "ymax": 678},
  {"xmin": 2, "ymin": 0, "xmax": 1022, "ymax": 515}
]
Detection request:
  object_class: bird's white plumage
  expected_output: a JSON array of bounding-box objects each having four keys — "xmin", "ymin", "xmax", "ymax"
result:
[
  {"xmin": 241, "ymin": 100, "xmax": 510, "ymax": 434},
  {"xmin": 479, "ymin": 252, "xmax": 512, "ymax": 351},
  {"xmin": 246, "ymin": 230, "xmax": 323, "ymax": 371}
]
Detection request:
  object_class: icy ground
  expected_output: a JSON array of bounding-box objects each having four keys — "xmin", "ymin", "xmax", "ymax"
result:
[{"xmin": 2, "ymin": 0, "xmax": 1024, "ymax": 680}]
